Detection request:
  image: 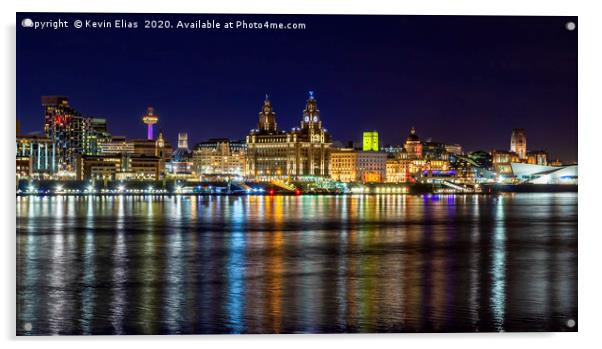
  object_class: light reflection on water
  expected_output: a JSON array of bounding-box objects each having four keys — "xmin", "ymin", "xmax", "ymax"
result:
[{"xmin": 16, "ymin": 193, "xmax": 577, "ymax": 334}]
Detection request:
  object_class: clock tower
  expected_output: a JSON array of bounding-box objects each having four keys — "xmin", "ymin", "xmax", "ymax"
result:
[
  {"xmin": 300, "ymin": 91, "xmax": 322, "ymax": 130},
  {"xmin": 257, "ymin": 94, "xmax": 277, "ymax": 133}
]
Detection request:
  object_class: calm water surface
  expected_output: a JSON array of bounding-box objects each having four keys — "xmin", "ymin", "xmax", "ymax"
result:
[{"xmin": 16, "ymin": 193, "xmax": 577, "ymax": 334}]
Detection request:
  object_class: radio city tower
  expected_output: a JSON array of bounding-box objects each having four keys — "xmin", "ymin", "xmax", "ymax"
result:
[{"xmin": 142, "ymin": 106, "xmax": 159, "ymax": 140}]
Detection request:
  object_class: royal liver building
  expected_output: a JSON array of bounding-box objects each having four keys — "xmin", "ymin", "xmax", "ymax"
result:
[{"xmin": 246, "ymin": 92, "xmax": 332, "ymax": 180}]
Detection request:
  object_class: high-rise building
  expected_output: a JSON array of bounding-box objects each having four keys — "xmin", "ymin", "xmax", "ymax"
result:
[
  {"xmin": 142, "ymin": 106, "xmax": 159, "ymax": 140},
  {"xmin": 510, "ymin": 128, "xmax": 527, "ymax": 160},
  {"xmin": 85, "ymin": 118, "xmax": 111, "ymax": 155},
  {"xmin": 42, "ymin": 96, "xmax": 90, "ymax": 172},
  {"xmin": 362, "ymin": 131, "xmax": 379, "ymax": 152},
  {"xmin": 246, "ymin": 92, "xmax": 332, "ymax": 180}
]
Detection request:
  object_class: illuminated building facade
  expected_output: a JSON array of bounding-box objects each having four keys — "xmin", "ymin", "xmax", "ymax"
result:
[
  {"xmin": 246, "ymin": 92, "xmax": 332, "ymax": 180},
  {"xmin": 330, "ymin": 148, "xmax": 357, "ymax": 182},
  {"xmin": 492, "ymin": 149, "xmax": 520, "ymax": 175},
  {"xmin": 131, "ymin": 133, "xmax": 172, "ymax": 161},
  {"xmin": 422, "ymin": 141, "xmax": 450, "ymax": 161},
  {"xmin": 445, "ymin": 144, "xmax": 463, "ymax": 156},
  {"xmin": 385, "ymin": 157, "xmax": 410, "ymax": 183},
  {"xmin": 510, "ymin": 128, "xmax": 527, "ymax": 160},
  {"xmin": 85, "ymin": 118, "xmax": 111, "ymax": 155},
  {"xmin": 16, "ymin": 134, "xmax": 56, "ymax": 179},
  {"xmin": 362, "ymin": 131, "xmax": 379, "ymax": 151},
  {"xmin": 42, "ymin": 96, "xmax": 90, "ymax": 172},
  {"xmin": 192, "ymin": 138, "xmax": 246, "ymax": 179},
  {"xmin": 403, "ymin": 127, "xmax": 423, "ymax": 159},
  {"xmin": 527, "ymin": 150, "xmax": 548, "ymax": 166},
  {"xmin": 357, "ymin": 151, "xmax": 387, "ymax": 182},
  {"xmin": 124, "ymin": 155, "xmax": 163, "ymax": 180},
  {"xmin": 511, "ymin": 163, "xmax": 577, "ymax": 185},
  {"xmin": 98, "ymin": 136, "xmax": 135, "ymax": 154},
  {"xmin": 330, "ymin": 148, "xmax": 387, "ymax": 183},
  {"xmin": 551, "ymin": 159, "xmax": 563, "ymax": 167},
  {"xmin": 76, "ymin": 153, "xmax": 163, "ymax": 181},
  {"xmin": 76, "ymin": 153, "xmax": 123, "ymax": 181}
]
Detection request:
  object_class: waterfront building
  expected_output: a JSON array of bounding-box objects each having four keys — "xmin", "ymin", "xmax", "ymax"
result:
[
  {"xmin": 362, "ymin": 131, "xmax": 379, "ymax": 152},
  {"xmin": 511, "ymin": 163, "xmax": 577, "ymax": 185},
  {"xmin": 246, "ymin": 92, "xmax": 332, "ymax": 180},
  {"xmin": 76, "ymin": 153, "xmax": 163, "ymax": 181},
  {"xmin": 357, "ymin": 151, "xmax": 388, "ymax": 182},
  {"xmin": 123, "ymin": 155, "xmax": 163, "ymax": 180},
  {"xmin": 76, "ymin": 153, "xmax": 123, "ymax": 181},
  {"xmin": 192, "ymin": 138, "xmax": 246, "ymax": 179},
  {"xmin": 403, "ymin": 127, "xmax": 423, "ymax": 159},
  {"xmin": 131, "ymin": 132, "xmax": 172, "ymax": 162},
  {"xmin": 417, "ymin": 159, "xmax": 451, "ymax": 177},
  {"xmin": 330, "ymin": 148, "xmax": 357, "ymax": 182},
  {"xmin": 510, "ymin": 128, "xmax": 527, "ymax": 160},
  {"xmin": 385, "ymin": 156, "xmax": 410, "ymax": 183},
  {"xmin": 42, "ymin": 96, "xmax": 90, "ymax": 172},
  {"xmin": 527, "ymin": 150, "xmax": 548, "ymax": 166},
  {"xmin": 16, "ymin": 134, "xmax": 56, "ymax": 179},
  {"xmin": 330, "ymin": 148, "xmax": 387, "ymax": 183}
]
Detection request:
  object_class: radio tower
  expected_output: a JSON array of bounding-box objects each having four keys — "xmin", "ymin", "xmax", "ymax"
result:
[{"xmin": 142, "ymin": 106, "xmax": 159, "ymax": 140}]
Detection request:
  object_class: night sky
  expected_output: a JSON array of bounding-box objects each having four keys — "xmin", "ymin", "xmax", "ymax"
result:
[{"xmin": 17, "ymin": 13, "xmax": 577, "ymax": 162}]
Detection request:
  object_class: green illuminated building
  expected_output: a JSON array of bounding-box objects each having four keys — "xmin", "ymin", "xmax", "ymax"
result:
[{"xmin": 362, "ymin": 131, "xmax": 379, "ymax": 152}]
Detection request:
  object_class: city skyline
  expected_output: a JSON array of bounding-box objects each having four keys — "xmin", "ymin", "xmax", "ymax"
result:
[
  {"xmin": 18, "ymin": 93, "xmax": 572, "ymax": 163},
  {"xmin": 17, "ymin": 13, "xmax": 578, "ymax": 162}
]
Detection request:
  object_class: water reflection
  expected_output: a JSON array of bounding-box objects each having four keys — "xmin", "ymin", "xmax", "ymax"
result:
[
  {"xmin": 491, "ymin": 196, "xmax": 506, "ymax": 331},
  {"xmin": 16, "ymin": 193, "xmax": 577, "ymax": 334}
]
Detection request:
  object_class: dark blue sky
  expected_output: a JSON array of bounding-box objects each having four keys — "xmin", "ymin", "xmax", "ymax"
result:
[{"xmin": 17, "ymin": 13, "xmax": 577, "ymax": 161}]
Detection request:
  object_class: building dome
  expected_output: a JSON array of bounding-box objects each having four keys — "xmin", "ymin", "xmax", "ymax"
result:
[{"xmin": 406, "ymin": 127, "xmax": 420, "ymax": 142}]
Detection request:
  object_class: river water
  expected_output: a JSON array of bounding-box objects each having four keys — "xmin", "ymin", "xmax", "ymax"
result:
[{"xmin": 16, "ymin": 193, "xmax": 577, "ymax": 334}]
